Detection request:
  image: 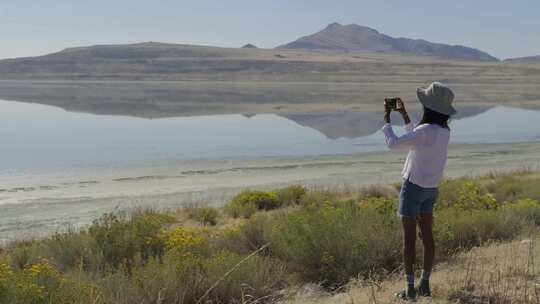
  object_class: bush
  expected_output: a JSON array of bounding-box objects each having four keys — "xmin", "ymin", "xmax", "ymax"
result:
[
  {"xmin": 298, "ymin": 189, "xmax": 336, "ymax": 207},
  {"xmin": 358, "ymin": 184, "xmax": 398, "ymax": 199},
  {"xmin": 99, "ymin": 248, "xmax": 285, "ymax": 304},
  {"xmin": 502, "ymin": 198, "xmax": 540, "ymax": 225},
  {"xmin": 488, "ymin": 176, "xmax": 540, "ymax": 203},
  {"xmin": 202, "ymin": 251, "xmax": 286, "ymax": 303},
  {"xmin": 126, "ymin": 252, "xmax": 205, "ymax": 304},
  {"xmin": 0, "ymin": 260, "xmax": 100, "ymax": 304},
  {"xmin": 217, "ymin": 213, "xmax": 276, "ymax": 254},
  {"xmin": 165, "ymin": 227, "xmax": 206, "ymax": 253},
  {"xmin": 88, "ymin": 212, "xmax": 174, "ymax": 271},
  {"xmin": 434, "ymin": 208, "xmax": 521, "ymax": 255},
  {"xmin": 224, "ymin": 201, "xmax": 258, "ymax": 219},
  {"xmin": 37, "ymin": 231, "xmax": 98, "ymax": 272},
  {"xmin": 187, "ymin": 207, "xmax": 219, "ymax": 226},
  {"xmin": 7, "ymin": 241, "xmax": 36, "ymax": 270},
  {"xmin": 358, "ymin": 197, "xmax": 396, "ymax": 216},
  {"xmin": 2, "ymin": 171, "xmax": 540, "ymax": 301},
  {"xmin": 438, "ymin": 180, "xmax": 497, "ymax": 210},
  {"xmin": 225, "ymin": 190, "xmax": 280, "ymax": 218},
  {"xmin": 88, "ymin": 213, "xmax": 139, "ymax": 271},
  {"xmin": 270, "ymin": 201, "xmax": 400, "ymax": 288},
  {"xmin": 276, "ymin": 185, "xmax": 307, "ymax": 206}
]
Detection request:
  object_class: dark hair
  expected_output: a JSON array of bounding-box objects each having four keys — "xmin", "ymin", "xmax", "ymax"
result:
[{"xmin": 419, "ymin": 107, "xmax": 450, "ymax": 129}]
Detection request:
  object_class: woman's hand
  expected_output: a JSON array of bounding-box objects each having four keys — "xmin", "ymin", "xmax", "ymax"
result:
[
  {"xmin": 395, "ymin": 98, "xmax": 407, "ymax": 115},
  {"xmin": 384, "ymin": 102, "xmax": 392, "ymax": 123},
  {"xmin": 395, "ymin": 98, "xmax": 411, "ymax": 125}
]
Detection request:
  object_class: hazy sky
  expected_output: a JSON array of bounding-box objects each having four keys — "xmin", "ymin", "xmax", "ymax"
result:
[{"xmin": 1, "ymin": 0, "xmax": 538, "ymax": 60}]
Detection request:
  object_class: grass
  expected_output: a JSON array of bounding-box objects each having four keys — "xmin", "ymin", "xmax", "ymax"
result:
[
  {"xmin": 1, "ymin": 174, "xmax": 540, "ymax": 303},
  {"xmin": 286, "ymin": 233, "xmax": 540, "ymax": 303}
]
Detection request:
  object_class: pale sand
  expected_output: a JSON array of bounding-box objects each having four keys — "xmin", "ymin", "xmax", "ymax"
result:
[{"xmin": 1, "ymin": 141, "xmax": 539, "ymax": 242}]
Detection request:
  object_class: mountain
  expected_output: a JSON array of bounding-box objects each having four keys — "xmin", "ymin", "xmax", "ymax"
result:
[
  {"xmin": 0, "ymin": 42, "xmax": 259, "ymax": 79},
  {"xmin": 278, "ymin": 23, "xmax": 498, "ymax": 61},
  {"xmin": 242, "ymin": 43, "xmax": 258, "ymax": 49},
  {"xmin": 504, "ymin": 55, "xmax": 540, "ymax": 64}
]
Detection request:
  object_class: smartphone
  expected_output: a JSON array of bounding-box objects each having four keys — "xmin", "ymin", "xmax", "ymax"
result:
[{"xmin": 384, "ymin": 97, "xmax": 398, "ymax": 110}]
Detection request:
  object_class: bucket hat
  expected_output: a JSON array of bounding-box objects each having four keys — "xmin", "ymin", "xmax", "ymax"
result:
[{"xmin": 417, "ymin": 82, "xmax": 456, "ymax": 116}]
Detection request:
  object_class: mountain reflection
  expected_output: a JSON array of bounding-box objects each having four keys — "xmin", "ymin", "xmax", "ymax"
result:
[{"xmin": 281, "ymin": 106, "xmax": 492, "ymax": 139}]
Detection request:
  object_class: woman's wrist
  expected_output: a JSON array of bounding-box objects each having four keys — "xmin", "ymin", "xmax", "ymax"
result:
[
  {"xmin": 384, "ymin": 112, "xmax": 391, "ymax": 124},
  {"xmin": 402, "ymin": 112, "xmax": 411, "ymax": 124}
]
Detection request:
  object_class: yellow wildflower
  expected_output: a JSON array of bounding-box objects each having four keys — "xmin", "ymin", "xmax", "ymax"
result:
[
  {"xmin": 166, "ymin": 227, "xmax": 205, "ymax": 250},
  {"xmin": 24, "ymin": 260, "xmax": 61, "ymax": 280},
  {"xmin": 0, "ymin": 263, "xmax": 13, "ymax": 284}
]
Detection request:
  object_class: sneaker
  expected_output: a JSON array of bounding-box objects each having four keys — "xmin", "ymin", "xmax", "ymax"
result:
[
  {"xmin": 416, "ymin": 279, "xmax": 431, "ymax": 297},
  {"xmin": 396, "ymin": 285, "xmax": 417, "ymax": 301}
]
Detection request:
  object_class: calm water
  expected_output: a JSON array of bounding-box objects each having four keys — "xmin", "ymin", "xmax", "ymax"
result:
[{"xmin": 1, "ymin": 99, "xmax": 540, "ymax": 171}]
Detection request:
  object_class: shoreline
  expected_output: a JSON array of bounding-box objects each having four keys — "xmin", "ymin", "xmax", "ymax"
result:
[{"xmin": 1, "ymin": 140, "xmax": 539, "ymax": 242}]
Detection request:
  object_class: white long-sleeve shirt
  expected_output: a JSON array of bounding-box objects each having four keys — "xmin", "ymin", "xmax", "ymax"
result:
[{"xmin": 381, "ymin": 122, "xmax": 450, "ymax": 188}]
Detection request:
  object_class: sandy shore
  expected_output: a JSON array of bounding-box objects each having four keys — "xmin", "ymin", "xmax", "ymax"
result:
[{"xmin": 1, "ymin": 140, "xmax": 539, "ymax": 242}]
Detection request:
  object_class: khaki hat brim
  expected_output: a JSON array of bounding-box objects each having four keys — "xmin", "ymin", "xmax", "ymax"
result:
[{"xmin": 417, "ymin": 88, "xmax": 457, "ymax": 116}]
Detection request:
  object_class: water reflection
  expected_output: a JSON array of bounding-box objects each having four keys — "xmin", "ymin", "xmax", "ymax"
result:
[
  {"xmin": 0, "ymin": 99, "xmax": 539, "ymax": 171},
  {"xmin": 283, "ymin": 105, "xmax": 492, "ymax": 139}
]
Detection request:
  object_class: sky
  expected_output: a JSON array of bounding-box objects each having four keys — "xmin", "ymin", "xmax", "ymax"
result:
[{"xmin": 1, "ymin": 0, "xmax": 539, "ymax": 60}]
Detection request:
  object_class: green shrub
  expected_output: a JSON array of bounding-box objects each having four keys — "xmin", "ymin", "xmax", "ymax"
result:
[
  {"xmin": 3, "ymin": 172, "xmax": 540, "ymax": 301},
  {"xmin": 133, "ymin": 212, "xmax": 175, "ymax": 262},
  {"xmin": 224, "ymin": 200, "xmax": 258, "ymax": 219},
  {"xmin": 99, "ymin": 249, "xmax": 285, "ymax": 304},
  {"xmin": 202, "ymin": 251, "xmax": 286, "ymax": 303},
  {"xmin": 88, "ymin": 212, "xmax": 174, "ymax": 271},
  {"xmin": 217, "ymin": 213, "xmax": 276, "ymax": 254},
  {"xmin": 438, "ymin": 180, "xmax": 497, "ymax": 210},
  {"xmin": 225, "ymin": 190, "xmax": 280, "ymax": 218},
  {"xmin": 434, "ymin": 208, "xmax": 521, "ymax": 255},
  {"xmin": 35, "ymin": 231, "xmax": 98, "ymax": 272},
  {"xmin": 88, "ymin": 213, "xmax": 138, "ymax": 271},
  {"xmin": 358, "ymin": 184, "xmax": 398, "ymax": 199},
  {"xmin": 502, "ymin": 199, "xmax": 540, "ymax": 225},
  {"xmin": 0, "ymin": 260, "xmax": 101, "ymax": 304},
  {"xmin": 276, "ymin": 185, "xmax": 307, "ymax": 206},
  {"xmin": 164, "ymin": 226, "xmax": 208, "ymax": 256},
  {"xmin": 128, "ymin": 252, "xmax": 205, "ymax": 304},
  {"xmin": 7, "ymin": 241, "xmax": 36, "ymax": 270},
  {"xmin": 358, "ymin": 197, "xmax": 396, "ymax": 216},
  {"xmin": 270, "ymin": 201, "xmax": 400, "ymax": 288},
  {"xmin": 238, "ymin": 213, "xmax": 276, "ymax": 252},
  {"xmin": 187, "ymin": 207, "xmax": 219, "ymax": 226},
  {"xmin": 487, "ymin": 176, "xmax": 540, "ymax": 203},
  {"xmin": 298, "ymin": 189, "xmax": 336, "ymax": 207}
]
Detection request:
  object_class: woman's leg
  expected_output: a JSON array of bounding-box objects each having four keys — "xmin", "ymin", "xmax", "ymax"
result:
[
  {"xmin": 418, "ymin": 213, "xmax": 434, "ymax": 273},
  {"xmin": 396, "ymin": 179, "xmax": 420, "ymax": 299},
  {"xmin": 401, "ymin": 216, "xmax": 417, "ymax": 278},
  {"xmin": 416, "ymin": 212, "xmax": 434, "ymax": 296}
]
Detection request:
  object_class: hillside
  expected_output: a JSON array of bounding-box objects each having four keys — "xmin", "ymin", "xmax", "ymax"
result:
[
  {"xmin": 0, "ymin": 42, "xmax": 259, "ymax": 79},
  {"xmin": 504, "ymin": 55, "xmax": 540, "ymax": 64},
  {"xmin": 0, "ymin": 24, "xmax": 502, "ymax": 81},
  {"xmin": 278, "ymin": 23, "xmax": 498, "ymax": 61},
  {"xmin": 0, "ymin": 41, "xmax": 539, "ymax": 120}
]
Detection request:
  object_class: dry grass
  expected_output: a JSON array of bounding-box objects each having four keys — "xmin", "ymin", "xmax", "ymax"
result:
[
  {"xmin": 285, "ymin": 231, "xmax": 540, "ymax": 304},
  {"xmin": 2, "ymin": 172, "xmax": 540, "ymax": 303}
]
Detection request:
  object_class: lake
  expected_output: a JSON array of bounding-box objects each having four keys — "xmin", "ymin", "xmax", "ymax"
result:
[
  {"xmin": 1, "ymin": 99, "xmax": 540, "ymax": 241},
  {"xmin": 1, "ymin": 99, "xmax": 539, "ymax": 172}
]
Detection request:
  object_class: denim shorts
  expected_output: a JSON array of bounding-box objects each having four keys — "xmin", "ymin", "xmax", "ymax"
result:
[{"xmin": 398, "ymin": 179, "xmax": 438, "ymax": 217}]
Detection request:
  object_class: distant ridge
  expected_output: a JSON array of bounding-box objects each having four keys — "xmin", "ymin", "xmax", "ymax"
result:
[
  {"xmin": 504, "ymin": 55, "xmax": 540, "ymax": 64},
  {"xmin": 242, "ymin": 43, "xmax": 258, "ymax": 49},
  {"xmin": 278, "ymin": 22, "xmax": 499, "ymax": 61}
]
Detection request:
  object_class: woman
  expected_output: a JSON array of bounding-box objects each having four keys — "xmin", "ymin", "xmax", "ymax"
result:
[{"xmin": 381, "ymin": 82, "xmax": 456, "ymax": 301}]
